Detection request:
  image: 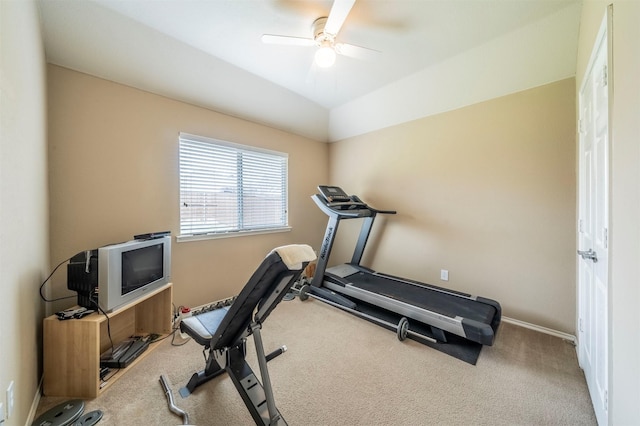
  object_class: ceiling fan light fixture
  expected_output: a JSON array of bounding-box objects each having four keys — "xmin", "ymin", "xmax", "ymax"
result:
[
  {"xmin": 262, "ymin": 2, "xmax": 377, "ymax": 69},
  {"xmin": 315, "ymin": 44, "xmax": 336, "ymax": 68}
]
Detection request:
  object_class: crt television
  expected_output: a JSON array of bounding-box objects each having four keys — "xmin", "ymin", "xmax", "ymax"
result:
[{"xmin": 67, "ymin": 236, "xmax": 171, "ymax": 312}]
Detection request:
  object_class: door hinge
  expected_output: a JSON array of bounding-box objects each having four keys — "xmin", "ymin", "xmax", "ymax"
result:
[
  {"xmin": 579, "ymin": 219, "xmax": 584, "ymax": 234},
  {"xmin": 603, "ymin": 227, "xmax": 608, "ymax": 249},
  {"xmin": 579, "ymin": 318, "xmax": 583, "ymax": 333},
  {"xmin": 604, "ymin": 389, "xmax": 608, "ymax": 411},
  {"xmin": 578, "ymin": 119, "xmax": 585, "ymax": 134},
  {"xmin": 601, "ymin": 65, "xmax": 608, "ymax": 87}
]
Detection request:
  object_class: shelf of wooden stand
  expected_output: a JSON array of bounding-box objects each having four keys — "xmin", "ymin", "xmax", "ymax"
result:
[{"xmin": 43, "ymin": 282, "xmax": 173, "ymax": 398}]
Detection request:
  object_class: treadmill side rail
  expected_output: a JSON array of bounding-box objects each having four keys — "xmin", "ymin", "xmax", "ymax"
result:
[{"xmin": 323, "ymin": 280, "xmax": 469, "ymax": 339}]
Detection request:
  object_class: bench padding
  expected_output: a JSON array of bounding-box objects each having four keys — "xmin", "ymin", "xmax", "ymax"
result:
[
  {"xmin": 180, "ymin": 244, "xmax": 316, "ymax": 348},
  {"xmin": 181, "ymin": 306, "xmax": 229, "ymax": 346}
]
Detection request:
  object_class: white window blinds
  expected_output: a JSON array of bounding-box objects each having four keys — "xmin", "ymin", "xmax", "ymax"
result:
[{"xmin": 179, "ymin": 133, "xmax": 288, "ymax": 238}]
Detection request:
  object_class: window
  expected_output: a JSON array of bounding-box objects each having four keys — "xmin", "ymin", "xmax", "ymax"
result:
[{"xmin": 178, "ymin": 133, "xmax": 289, "ymax": 241}]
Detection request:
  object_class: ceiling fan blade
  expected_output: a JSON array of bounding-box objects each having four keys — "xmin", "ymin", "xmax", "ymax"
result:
[
  {"xmin": 261, "ymin": 34, "xmax": 316, "ymax": 47},
  {"xmin": 324, "ymin": 0, "xmax": 356, "ymax": 36},
  {"xmin": 335, "ymin": 42, "xmax": 379, "ymax": 60}
]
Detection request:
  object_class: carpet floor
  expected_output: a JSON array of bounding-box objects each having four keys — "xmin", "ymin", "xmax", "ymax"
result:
[{"xmin": 35, "ymin": 298, "xmax": 596, "ymax": 425}]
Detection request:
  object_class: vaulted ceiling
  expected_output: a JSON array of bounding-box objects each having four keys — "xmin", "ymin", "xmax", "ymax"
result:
[{"xmin": 38, "ymin": 0, "xmax": 582, "ymax": 142}]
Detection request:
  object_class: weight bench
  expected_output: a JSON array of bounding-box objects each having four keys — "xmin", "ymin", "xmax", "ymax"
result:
[{"xmin": 178, "ymin": 244, "xmax": 316, "ymax": 426}]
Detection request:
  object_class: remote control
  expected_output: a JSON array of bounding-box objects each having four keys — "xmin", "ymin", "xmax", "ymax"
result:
[{"xmin": 56, "ymin": 307, "xmax": 87, "ymax": 320}]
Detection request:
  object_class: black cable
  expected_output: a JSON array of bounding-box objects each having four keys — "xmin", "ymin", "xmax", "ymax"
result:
[
  {"xmin": 100, "ymin": 367, "xmax": 121, "ymax": 384},
  {"xmin": 89, "ymin": 294, "xmax": 115, "ymax": 356},
  {"xmin": 39, "ymin": 256, "xmax": 75, "ymax": 302},
  {"xmin": 167, "ymin": 302, "xmax": 190, "ymax": 346},
  {"xmin": 170, "ymin": 327, "xmax": 190, "ymax": 346}
]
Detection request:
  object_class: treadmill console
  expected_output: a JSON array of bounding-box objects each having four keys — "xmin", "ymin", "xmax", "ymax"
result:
[
  {"xmin": 316, "ymin": 185, "xmax": 396, "ymax": 215},
  {"xmin": 318, "ymin": 185, "xmax": 351, "ymax": 203}
]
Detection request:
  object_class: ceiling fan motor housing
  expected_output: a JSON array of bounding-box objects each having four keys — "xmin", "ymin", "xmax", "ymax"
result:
[{"xmin": 312, "ymin": 17, "xmax": 334, "ymax": 44}]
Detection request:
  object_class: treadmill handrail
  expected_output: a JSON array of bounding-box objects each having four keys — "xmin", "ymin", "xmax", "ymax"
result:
[
  {"xmin": 371, "ymin": 207, "xmax": 397, "ymax": 215},
  {"xmin": 350, "ymin": 195, "xmax": 397, "ymax": 215}
]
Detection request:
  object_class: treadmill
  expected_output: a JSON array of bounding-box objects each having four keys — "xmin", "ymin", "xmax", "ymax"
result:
[{"xmin": 305, "ymin": 185, "xmax": 501, "ymax": 346}]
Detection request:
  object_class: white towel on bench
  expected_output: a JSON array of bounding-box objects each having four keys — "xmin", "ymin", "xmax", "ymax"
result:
[{"xmin": 271, "ymin": 244, "xmax": 316, "ymax": 270}]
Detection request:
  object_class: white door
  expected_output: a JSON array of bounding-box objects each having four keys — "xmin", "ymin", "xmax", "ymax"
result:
[{"xmin": 578, "ymin": 10, "xmax": 610, "ymax": 426}]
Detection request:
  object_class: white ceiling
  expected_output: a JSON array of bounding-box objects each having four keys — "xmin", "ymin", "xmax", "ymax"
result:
[{"xmin": 38, "ymin": 0, "xmax": 582, "ymax": 142}]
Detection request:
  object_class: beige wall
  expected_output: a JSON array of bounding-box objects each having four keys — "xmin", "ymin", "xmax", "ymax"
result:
[
  {"xmin": 329, "ymin": 79, "xmax": 577, "ymax": 333},
  {"xmin": 15, "ymin": 3, "xmax": 640, "ymax": 424},
  {"xmin": 0, "ymin": 1, "xmax": 49, "ymax": 424},
  {"xmin": 576, "ymin": 1, "xmax": 640, "ymax": 423},
  {"xmin": 47, "ymin": 65, "xmax": 329, "ymax": 311}
]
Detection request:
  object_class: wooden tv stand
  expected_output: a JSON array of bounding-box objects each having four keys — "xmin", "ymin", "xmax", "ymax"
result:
[{"xmin": 43, "ymin": 282, "xmax": 173, "ymax": 398}]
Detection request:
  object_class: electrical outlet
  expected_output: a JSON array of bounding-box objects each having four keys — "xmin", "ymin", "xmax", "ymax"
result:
[
  {"xmin": 440, "ymin": 269, "xmax": 449, "ymax": 281},
  {"xmin": 6, "ymin": 381, "xmax": 13, "ymax": 418}
]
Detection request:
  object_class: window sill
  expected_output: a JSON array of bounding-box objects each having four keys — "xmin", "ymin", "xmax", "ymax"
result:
[{"xmin": 176, "ymin": 226, "xmax": 292, "ymax": 243}]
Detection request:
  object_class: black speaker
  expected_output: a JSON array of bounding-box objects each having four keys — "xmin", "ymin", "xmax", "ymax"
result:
[{"xmin": 67, "ymin": 250, "xmax": 99, "ymax": 310}]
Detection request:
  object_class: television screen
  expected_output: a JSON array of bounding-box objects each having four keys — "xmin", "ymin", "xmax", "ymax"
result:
[{"xmin": 121, "ymin": 243, "xmax": 164, "ymax": 295}]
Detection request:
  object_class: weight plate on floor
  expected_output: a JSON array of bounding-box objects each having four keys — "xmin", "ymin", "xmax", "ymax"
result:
[
  {"xmin": 299, "ymin": 284, "xmax": 310, "ymax": 301},
  {"xmin": 397, "ymin": 317, "xmax": 409, "ymax": 341},
  {"xmin": 32, "ymin": 399, "xmax": 84, "ymax": 426},
  {"xmin": 71, "ymin": 409, "xmax": 103, "ymax": 426}
]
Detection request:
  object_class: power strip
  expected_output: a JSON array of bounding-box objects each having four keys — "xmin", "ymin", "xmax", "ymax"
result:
[{"xmin": 190, "ymin": 297, "xmax": 236, "ymax": 316}]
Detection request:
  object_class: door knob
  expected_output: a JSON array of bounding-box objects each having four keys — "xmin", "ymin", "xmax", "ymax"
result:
[{"xmin": 578, "ymin": 248, "xmax": 598, "ymax": 263}]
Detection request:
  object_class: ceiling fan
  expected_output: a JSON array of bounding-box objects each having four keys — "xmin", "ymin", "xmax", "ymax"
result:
[{"xmin": 261, "ymin": 0, "xmax": 378, "ymax": 68}]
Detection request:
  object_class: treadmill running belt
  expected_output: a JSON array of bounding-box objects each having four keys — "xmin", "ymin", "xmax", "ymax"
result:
[{"xmin": 347, "ymin": 272, "xmax": 496, "ymax": 325}]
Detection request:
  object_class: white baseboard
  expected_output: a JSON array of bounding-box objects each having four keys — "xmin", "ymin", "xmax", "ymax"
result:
[
  {"xmin": 502, "ymin": 316, "xmax": 577, "ymax": 344},
  {"xmin": 27, "ymin": 377, "xmax": 43, "ymax": 425}
]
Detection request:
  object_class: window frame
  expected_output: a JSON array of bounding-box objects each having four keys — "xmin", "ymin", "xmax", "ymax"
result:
[{"xmin": 177, "ymin": 132, "xmax": 290, "ymax": 243}]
